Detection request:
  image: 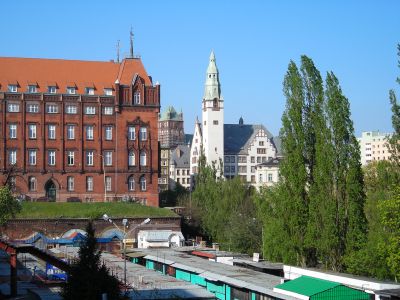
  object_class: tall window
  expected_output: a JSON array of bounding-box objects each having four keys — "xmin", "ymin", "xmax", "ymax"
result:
[
  {"xmin": 128, "ymin": 126, "xmax": 136, "ymax": 140},
  {"xmin": 104, "ymin": 151, "xmax": 112, "ymax": 166},
  {"xmin": 48, "ymin": 150, "xmax": 56, "ymax": 166},
  {"xmin": 140, "ymin": 176, "xmax": 146, "ymax": 191},
  {"xmin": 128, "ymin": 151, "xmax": 135, "ymax": 166},
  {"xmin": 67, "ymin": 151, "xmax": 75, "ymax": 166},
  {"xmin": 105, "ymin": 126, "xmax": 112, "ymax": 140},
  {"xmin": 86, "ymin": 151, "xmax": 94, "ymax": 166},
  {"xmin": 28, "ymin": 85, "xmax": 37, "ymax": 93},
  {"xmin": 86, "ymin": 176, "xmax": 93, "ymax": 192},
  {"xmin": 139, "ymin": 127, "xmax": 147, "ymax": 141},
  {"xmin": 48, "ymin": 125, "xmax": 56, "ymax": 139},
  {"xmin": 28, "ymin": 124, "xmax": 37, "ymax": 139},
  {"xmin": 85, "ymin": 106, "xmax": 96, "ymax": 115},
  {"xmin": 66, "ymin": 105, "xmax": 77, "ymax": 114},
  {"xmin": 9, "ymin": 150, "xmax": 17, "ymax": 165},
  {"xmin": 268, "ymin": 173, "xmax": 273, "ymax": 182},
  {"xmin": 140, "ymin": 151, "xmax": 146, "ymax": 166},
  {"xmin": 67, "ymin": 125, "xmax": 75, "ymax": 140},
  {"xmin": 7, "ymin": 103, "xmax": 19, "ymax": 112},
  {"xmin": 134, "ymin": 92, "xmax": 140, "ymax": 104},
  {"xmin": 27, "ymin": 104, "xmax": 39, "ymax": 113},
  {"xmin": 9, "ymin": 124, "xmax": 17, "ymax": 139},
  {"xmin": 67, "ymin": 176, "xmax": 74, "ymax": 191},
  {"xmin": 105, "ymin": 176, "xmax": 112, "ymax": 191},
  {"xmin": 29, "ymin": 176, "xmax": 37, "ymax": 191},
  {"xmin": 128, "ymin": 176, "xmax": 135, "ymax": 191},
  {"xmin": 86, "ymin": 125, "xmax": 94, "ymax": 140},
  {"xmin": 28, "ymin": 149, "xmax": 37, "ymax": 166}
]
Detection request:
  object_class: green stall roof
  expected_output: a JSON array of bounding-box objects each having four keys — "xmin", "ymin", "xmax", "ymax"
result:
[{"xmin": 274, "ymin": 276, "xmax": 370, "ymax": 299}]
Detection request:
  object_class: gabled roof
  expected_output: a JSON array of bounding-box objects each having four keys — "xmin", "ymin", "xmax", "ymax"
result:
[
  {"xmin": 170, "ymin": 144, "xmax": 190, "ymax": 168},
  {"xmin": 0, "ymin": 57, "xmax": 152, "ymax": 94},
  {"xmin": 224, "ymin": 124, "xmax": 273, "ymax": 155}
]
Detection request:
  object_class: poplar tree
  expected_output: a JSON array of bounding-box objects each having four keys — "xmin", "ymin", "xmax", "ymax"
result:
[{"xmin": 388, "ymin": 44, "xmax": 400, "ymax": 166}]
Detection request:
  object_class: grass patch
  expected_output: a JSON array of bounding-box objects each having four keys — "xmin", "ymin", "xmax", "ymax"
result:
[{"xmin": 16, "ymin": 202, "xmax": 177, "ymax": 219}]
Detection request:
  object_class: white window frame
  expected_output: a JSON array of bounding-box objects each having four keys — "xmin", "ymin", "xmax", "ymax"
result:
[
  {"xmin": 268, "ymin": 173, "xmax": 273, "ymax": 182},
  {"xmin": 129, "ymin": 151, "xmax": 135, "ymax": 166},
  {"xmin": 48, "ymin": 125, "xmax": 56, "ymax": 139},
  {"xmin": 9, "ymin": 124, "xmax": 17, "ymax": 139},
  {"xmin": 9, "ymin": 150, "xmax": 17, "ymax": 165},
  {"xmin": 140, "ymin": 176, "xmax": 146, "ymax": 191},
  {"xmin": 48, "ymin": 150, "xmax": 56, "ymax": 166},
  {"xmin": 105, "ymin": 126, "xmax": 112, "ymax": 140},
  {"xmin": 86, "ymin": 176, "xmax": 93, "ymax": 192},
  {"xmin": 140, "ymin": 151, "xmax": 147, "ymax": 166},
  {"xmin": 28, "ymin": 149, "xmax": 37, "ymax": 166},
  {"xmin": 103, "ymin": 106, "xmax": 113, "ymax": 115},
  {"xmin": 48, "ymin": 86, "xmax": 57, "ymax": 94},
  {"xmin": 67, "ymin": 151, "xmax": 75, "ymax": 166},
  {"xmin": 105, "ymin": 176, "xmax": 112, "ymax": 192},
  {"xmin": 8, "ymin": 85, "xmax": 18, "ymax": 93},
  {"xmin": 66, "ymin": 87, "xmax": 76, "ymax": 95},
  {"xmin": 67, "ymin": 125, "xmax": 75, "ymax": 140},
  {"xmin": 28, "ymin": 85, "xmax": 37, "ymax": 93},
  {"xmin": 28, "ymin": 124, "xmax": 37, "ymax": 139},
  {"xmin": 86, "ymin": 151, "xmax": 94, "ymax": 166},
  {"xmin": 46, "ymin": 104, "xmax": 58, "ymax": 113},
  {"xmin": 85, "ymin": 87, "xmax": 95, "ymax": 95},
  {"xmin": 139, "ymin": 127, "xmax": 147, "ymax": 141},
  {"xmin": 85, "ymin": 106, "xmax": 96, "ymax": 115},
  {"xmin": 27, "ymin": 104, "xmax": 39, "ymax": 113},
  {"xmin": 104, "ymin": 88, "xmax": 112, "ymax": 96},
  {"xmin": 8, "ymin": 103, "xmax": 20, "ymax": 112},
  {"xmin": 67, "ymin": 176, "xmax": 74, "ymax": 191},
  {"xmin": 66, "ymin": 105, "xmax": 77, "ymax": 114},
  {"xmin": 128, "ymin": 126, "xmax": 136, "ymax": 140},
  {"xmin": 29, "ymin": 176, "xmax": 37, "ymax": 191},
  {"xmin": 104, "ymin": 151, "xmax": 112, "ymax": 166},
  {"xmin": 86, "ymin": 125, "xmax": 94, "ymax": 140},
  {"xmin": 134, "ymin": 92, "xmax": 141, "ymax": 104},
  {"xmin": 128, "ymin": 176, "xmax": 135, "ymax": 191}
]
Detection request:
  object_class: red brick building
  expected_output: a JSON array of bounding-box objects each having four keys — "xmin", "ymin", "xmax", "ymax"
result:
[{"xmin": 0, "ymin": 56, "xmax": 160, "ymax": 206}]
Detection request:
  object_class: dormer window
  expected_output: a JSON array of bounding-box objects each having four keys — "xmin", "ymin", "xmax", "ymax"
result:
[
  {"xmin": 85, "ymin": 87, "xmax": 95, "ymax": 95},
  {"xmin": 28, "ymin": 85, "xmax": 37, "ymax": 93},
  {"xmin": 66, "ymin": 87, "xmax": 76, "ymax": 95},
  {"xmin": 8, "ymin": 85, "xmax": 17, "ymax": 93},
  {"xmin": 134, "ymin": 92, "xmax": 140, "ymax": 104},
  {"xmin": 104, "ymin": 88, "xmax": 112, "ymax": 96},
  {"xmin": 48, "ymin": 86, "xmax": 57, "ymax": 94}
]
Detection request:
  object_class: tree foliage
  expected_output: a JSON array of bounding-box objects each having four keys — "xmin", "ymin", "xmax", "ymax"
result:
[
  {"xmin": 188, "ymin": 154, "xmax": 261, "ymax": 255},
  {"xmin": 0, "ymin": 186, "xmax": 21, "ymax": 225},
  {"xmin": 61, "ymin": 222, "xmax": 121, "ymax": 300},
  {"xmin": 257, "ymin": 56, "xmax": 367, "ymax": 271}
]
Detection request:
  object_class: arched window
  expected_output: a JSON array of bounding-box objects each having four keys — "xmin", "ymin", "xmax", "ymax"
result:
[
  {"xmin": 28, "ymin": 176, "xmax": 36, "ymax": 191},
  {"xmin": 140, "ymin": 151, "xmax": 147, "ymax": 166},
  {"xmin": 128, "ymin": 151, "xmax": 135, "ymax": 166},
  {"xmin": 213, "ymin": 99, "xmax": 218, "ymax": 108},
  {"xmin": 128, "ymin": 176, "xmax": 135, "ymax": 191},
  {"xmin": 140, "ymin": 176, "xmax": 146, "ymax": 191}
]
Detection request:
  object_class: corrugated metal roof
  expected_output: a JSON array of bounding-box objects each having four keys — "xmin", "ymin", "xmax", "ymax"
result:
[{"xmin": 275, "ymin": 276, "xmax": 340, "ymax": 296}]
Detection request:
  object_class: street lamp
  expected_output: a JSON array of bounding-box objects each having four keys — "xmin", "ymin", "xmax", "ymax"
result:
[{"xmin": 102, "ymin": 214, "xmax": 150, "ymax": 290}]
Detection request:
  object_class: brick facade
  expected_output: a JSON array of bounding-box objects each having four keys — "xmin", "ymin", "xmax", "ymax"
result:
[{"xmin": 0, "ymin": 57, "xmax": 160, "ymax": 206}]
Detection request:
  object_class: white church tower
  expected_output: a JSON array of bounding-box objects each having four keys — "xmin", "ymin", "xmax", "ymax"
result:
[{"xmin": 202, "ymin": 51, "xmax": 224, "ymax": 173}]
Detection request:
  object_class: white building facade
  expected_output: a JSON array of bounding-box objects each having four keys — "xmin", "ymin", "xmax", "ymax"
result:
[{"xmin": 358, "ymin": 131, "xmax": 392, "ymax": 166}]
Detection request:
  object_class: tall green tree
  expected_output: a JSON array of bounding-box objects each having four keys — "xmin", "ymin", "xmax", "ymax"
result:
[
  {"xmin": 388, "ymin": 44, "xmax": 400, "ymax": 166},
  {"xmin": 0, "ymin": 186, "xmax": 21, "ymax": 225},
  {"xmin": 61, "ymin": 222, "xmax": 121, "ymax": 300}
]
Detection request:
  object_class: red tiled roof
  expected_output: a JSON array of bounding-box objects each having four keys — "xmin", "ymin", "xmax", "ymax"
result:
[{"xmin": 0, "ymin": 57, "xmax": 152, "ymax": 95}]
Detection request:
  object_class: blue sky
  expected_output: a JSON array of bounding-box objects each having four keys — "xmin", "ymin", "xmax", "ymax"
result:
[{"xmin": 2, "ymin": 1, "xmax": 399, "ymax": 136}]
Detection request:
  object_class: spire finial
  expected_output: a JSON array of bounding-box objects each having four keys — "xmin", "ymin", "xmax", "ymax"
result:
[
  {"xmin": 130, "ymin": 26, "xmax": 134, "ymax": 58},
  {"xmin": 116, "ymin": 40, "xmax": 120, "ymax": 63}
]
